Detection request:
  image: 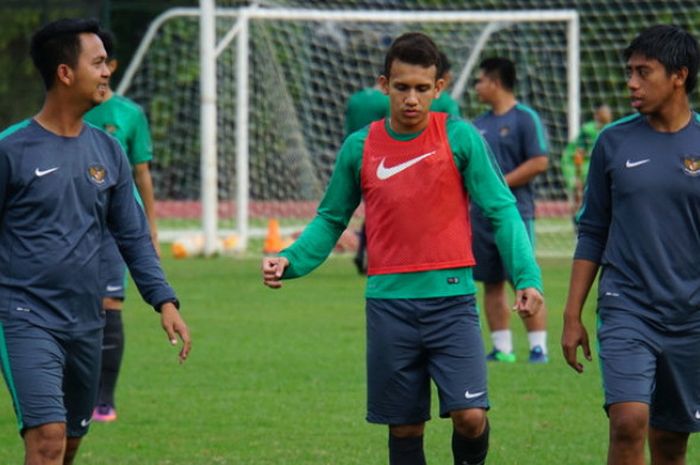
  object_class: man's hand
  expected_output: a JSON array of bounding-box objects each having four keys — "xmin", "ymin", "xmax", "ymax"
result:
[
  {"xmin": 513, "ymin": 287, "xmax": 543, "ymax": 317},
  {"xmin": 561, "ymin": 316, "xmax": 592, "ymax": 373},
  {"xmin": 262, "ymin": 256, "xmax": 289, "ymax": 289},
  {"xmin": 160, "ymin": 303, "xmax": 191, "ymax": 363}
]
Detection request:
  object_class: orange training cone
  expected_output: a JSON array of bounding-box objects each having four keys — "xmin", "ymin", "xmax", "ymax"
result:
[{"xmin": 263, "ymin": 218, "xmax": 284, "ymax": 254}]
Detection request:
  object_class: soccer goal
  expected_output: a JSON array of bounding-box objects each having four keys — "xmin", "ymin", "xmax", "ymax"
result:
[{"xmin": 118, "ymin": 4, "xmax": 580, "ymax": 256}]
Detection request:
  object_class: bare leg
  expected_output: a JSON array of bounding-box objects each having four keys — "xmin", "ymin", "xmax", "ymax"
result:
[
  {"xmin": 649, "ymin": 427, "xmax": 689, "ymax": 465},
  {"xmin": 607, "ymin": 402, "xmax": 648, "ymax": 465},
  {"xmin": 23, "ymin": 423, "xmax": 66, "ymax": 465},
  {"xmin": 484, "ymin": 281, "xmax": 509, "ymax": 332}
]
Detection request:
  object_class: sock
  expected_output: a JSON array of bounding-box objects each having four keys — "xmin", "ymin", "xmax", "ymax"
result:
[
  {"xmin": 99, "ymin": 310, "xmax": 125, "ymax": 408},
  {"xmin": 490, "ymin": 330, "xmax": 512, "ymax": 354},
  {"xmin": 388, "ymin": 434, "xmax": 426, "ymax": 465},
  {"xmin": 527, "ymin": 331, "xmax": 547, "ymax": 353},
  {"xmin": 452, "ymin": 420, "xmax": 490, "ymax": 465}
]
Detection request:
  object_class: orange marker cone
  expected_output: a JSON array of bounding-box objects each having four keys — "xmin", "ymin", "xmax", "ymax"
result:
[{"xmin": 263, "ymin": 218, "xmax": 284, "ymax": 254}]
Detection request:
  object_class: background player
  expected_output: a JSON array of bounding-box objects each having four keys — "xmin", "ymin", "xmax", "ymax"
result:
[
  {"xmin": 562, "ymin": 25, "xmax": 700, "ymax": 465},
  {"xmin": 0, "ymin": 18, "xmax": 190, "ymax": 465},
  {"xmin": 84, "ymin": 29, "xmax": 160, "ymax": 423},
  {"xmin": 560, "ymin": 103, "xmax": 613, "ymax": 222},
  {"xmin": 263, "ymin": 32, "xmax": 543, "ymax": 465},
  {"xmin": 472, "ymin": 57, "xmax": 550, "ymax": 363},
  {"xmin": 430, "ymin": 50, "xmax": 462, "ymax": 117}
]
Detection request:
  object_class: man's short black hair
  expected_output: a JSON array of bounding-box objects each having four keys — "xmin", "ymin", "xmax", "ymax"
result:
[
  {"xmin": 624, "ymin": 24, "xmax": 700, "ymax": 94},
  {"xmin": 98, "ymin": 29, "xmax": 116, "ymax": 60},
  {"xmin": 30, "ymin": 18, "xmax": 101, "ymax": 90},
  {"xmin": 438, "ymin": 51, "xmax": 451, "ymax": 79},
  {"xmin": 479, "ymin": 57, "xmax": 516, "ymax": 92},
  {"xmin": 383, "ymin": 32, "xmax": 441, "ymax": 78}
]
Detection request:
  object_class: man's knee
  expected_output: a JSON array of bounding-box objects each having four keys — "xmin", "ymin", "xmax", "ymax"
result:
[
  {"xmin": 608, "ymin": 403, "xmax": 648, "ymax": 444},
  {"xmin": 389, "ymin": 422, "xmax": 425, "ymax": 438},
  {"xmin": 24, "ymin": 423, "xmax": 66, "ymax": 463},
  {"xmin": 451, "ymin": 408, "xmax": 487, "ymax": 438}
]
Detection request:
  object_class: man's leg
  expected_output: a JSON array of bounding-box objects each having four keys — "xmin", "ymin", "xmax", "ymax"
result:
[
  {"xmin": 23, "ymin": 423, "xmax": 66, "ymax": 465},
  {"xmin": 63, "ymin": 437, "xmax": 83, "ymax": 465},
  {"xmin": 519, "ymin": 219, "xmax": 548, "ymax": 363},
  {"xmin": 521, "ymin": 301, "xmax": 548, "ymax": 363},
  {"xmin": 649, "ymin": 428, "xmax": 689, "ymax": 465},
  {"xmin": 94, "ymin": 297, "xmax": 124, "ymax": 422},
  {"xmin": 483, "ymin": 281, "xmax": 515, "ymax": 361},
  {"xmin": 607, "ymin": 402, "xmax": 648, "ymax": 465},
  {"xmin": 388, "ymin": 423, "xmax": 426, "ymax": 465},
  {"xmin": 450, "ymin": 408, "xmax": 489, "ymax": 465}
]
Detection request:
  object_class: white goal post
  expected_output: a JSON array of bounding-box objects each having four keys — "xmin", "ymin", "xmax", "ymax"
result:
[{"xmin": 118, "ymin": 4, "xmax": 580, "ymax": 255}]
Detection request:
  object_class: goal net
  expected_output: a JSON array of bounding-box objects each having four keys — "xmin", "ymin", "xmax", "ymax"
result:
[{"xmin": 120, "ymin": 4, "xmax": 579, "ymax": 256}]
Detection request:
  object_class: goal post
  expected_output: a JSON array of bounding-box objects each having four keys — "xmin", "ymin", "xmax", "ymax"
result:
[{"xmin": 118, "ymin": 5, "xmax": 580, "ymax": 256}]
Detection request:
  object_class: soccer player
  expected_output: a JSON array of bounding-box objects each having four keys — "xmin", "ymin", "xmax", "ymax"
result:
[
  {"xmin": 83, "ymin": 29, "xmax": 159, "ymax": 423},
  {"xmin": 561, "ymin": 103, "xmax": 613, "ymax": 220},
  {"xmin": 351, "ymin": 50, "xmax": 460, "ymax": 276},
  {"xmin": 344, "ymin": 84, "xmax": 390, "ymax": 137},
  {"xmin": 430, "ymin": 51, "xmax": 461, "ymax": 117},
  {"xmin": 562, "ymin": 25, "xmax": 700, "ymax": 465},
  {"xmin": 263, "ymin": 32, "xmax": 543, "ymax": 465},
  {"xmin": 471, "ymin": 57, "xmax": 550, "ymax": 363},
  {"xmin": 0, "ymin": 18, "xmax": 191, "ymax": 465}
]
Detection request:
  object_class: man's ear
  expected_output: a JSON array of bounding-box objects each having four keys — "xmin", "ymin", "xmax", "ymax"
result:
[
  {"xmin": 56, "ymin": 64, "xmax": 74, "ymax": 87},
  {"xmin": 674, "ymin": 66, "xmax": 689, "ymax": 90},
  {"xmin": 107, "ymin": 58, "xmax": 118, "ymax": 74},
  {"xmin": 434, "ymin": 77, "xmax": 446, "ymax": 97},
  {"xmin": 377, "ymin": 75, "xmax": 389, "ymax": 95}
]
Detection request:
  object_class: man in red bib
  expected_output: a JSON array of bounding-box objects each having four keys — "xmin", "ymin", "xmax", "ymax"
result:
[{"xmin": 263, "ymin": 32, "xmax": 543, "ymax": 465}]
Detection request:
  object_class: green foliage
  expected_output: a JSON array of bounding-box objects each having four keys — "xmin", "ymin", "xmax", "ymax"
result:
[{"xmin": 1, "ymin": 256, "xmax": 699, "ymax": 464}]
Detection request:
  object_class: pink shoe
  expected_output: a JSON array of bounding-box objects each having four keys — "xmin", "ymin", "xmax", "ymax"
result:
[{"xmin": 92, "ymin": 404, "xmax": 117, "ymax": 422}]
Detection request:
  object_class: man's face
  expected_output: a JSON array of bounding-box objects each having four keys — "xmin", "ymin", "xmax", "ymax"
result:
[
  {"xmin": 72, "ymin": 33, "xmax": 111, "ymax": 107},
  {"xmin": 474, "ymin": 70, "xmax": 496, "ymax": 104},
  {"xmin": 626, "ymin": 53, "xmax": 684, "ymax": 115},
  {"xmin": 379, "ymin": 59, "xmax": 442, "ymax": 134}
]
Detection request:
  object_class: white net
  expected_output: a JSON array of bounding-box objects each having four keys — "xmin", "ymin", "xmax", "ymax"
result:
[{"xmin": 120, "ymin": 1, "xmax": 700, "ymax": 256}]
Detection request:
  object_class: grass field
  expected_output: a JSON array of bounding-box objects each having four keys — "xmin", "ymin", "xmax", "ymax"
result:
[{"xmin": 1, "ymin": 255, "xmax": 699, "ymax": 464}]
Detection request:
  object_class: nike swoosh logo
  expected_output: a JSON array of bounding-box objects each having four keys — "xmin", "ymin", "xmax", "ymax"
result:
[
  {"xmin": 376, "ymin": 151, "xmax": 436, "ymax": 180},
  {"xmin": 106, "ymin": 285, "xmax": 123, "ymax": 292},
  {"xmin": 80, "ymin": 418, "xmax": 91, "ymax": 427},
  {"xmin": 35, "ymin": 167, "xmax": 59, "ymax": 177},
  {"xmin": 695, "ymin": 410, "xmax": 700, "ymax": 420},
  {"xmin": 625, "ymin": 159, "xmax": 650, "ymax": 168},
  {"xmin": 464, "ymin": 390, "xmax": 485, "ymax": 399}
]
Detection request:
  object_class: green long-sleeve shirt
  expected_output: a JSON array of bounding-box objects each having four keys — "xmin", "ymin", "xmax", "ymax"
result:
[{"xmin": 280, "ymin": 115, "xmax": 542, "ymax": 299}]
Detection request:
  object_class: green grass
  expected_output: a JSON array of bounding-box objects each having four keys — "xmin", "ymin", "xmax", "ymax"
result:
[{"xmin": 1, "ymin": 256, "xmax": 699, "ymax": 464}]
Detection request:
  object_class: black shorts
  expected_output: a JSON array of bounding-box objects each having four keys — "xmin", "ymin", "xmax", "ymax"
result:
[
  {"xmin": 366, "ymin": 295, "xmax": 488, "ymax": 424},
  {"xmin": 598, "ymin": 307, "xmax": 700, "ymax": 432},
  {"xmin": 0, "ymin": 319, "xmax": 102, "ymax": 437}
]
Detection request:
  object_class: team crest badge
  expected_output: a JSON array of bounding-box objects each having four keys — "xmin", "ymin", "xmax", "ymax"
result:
[
  {"xmin": 682, "ymin": 156, "xmax": 700, "ymax": 177},
  {"xmin": 89, "ymin": 165, "xmax": 106, "ymax": 184},
  {"xmin": 103, "ymin": 124, "xmax": 117, "ymax": 134},
  {"xmin": 499, "ymin": 125, "xmax": 510, "ymax": 137}
]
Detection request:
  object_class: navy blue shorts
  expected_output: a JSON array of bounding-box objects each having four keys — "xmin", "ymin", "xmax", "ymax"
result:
[
  {"xmin": 366, "ymin": 295, "xmax": 488, "ymax": 425},
  {"xmin": 598, "ymin": 308, "xmax": 700, "ymax": 432},
  {"xmin": 472, "ymin": 212, "xmax": 535, "ymax": 284},
  {"xmin": 100, "ymin": 234, "xmax": 127, "ymax": 300},
  {"xmin": 0, "ymin": 319, "xmax": 102, "ymax": 437}
]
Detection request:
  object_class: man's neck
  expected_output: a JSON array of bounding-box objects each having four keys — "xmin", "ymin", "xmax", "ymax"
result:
[
  {"xmin": 34, "ymin": 94, "xmax": 87, "ymax": 137},
  {"xmin": 646, "ymin": 96, "xmax": 692, "ymax": 133},
  {"xmin": 490, "ymin": 93, "xmax": 517, "ymax": 116}
]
